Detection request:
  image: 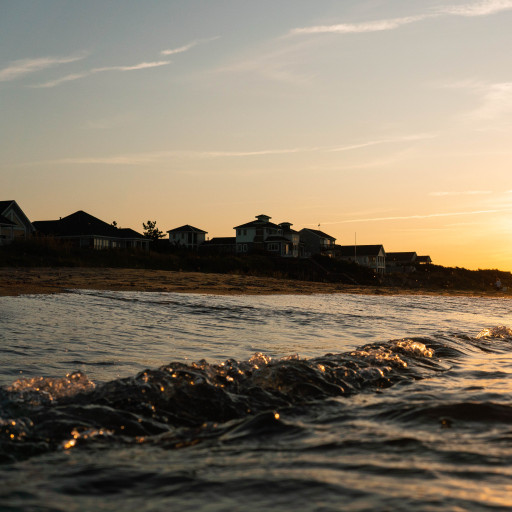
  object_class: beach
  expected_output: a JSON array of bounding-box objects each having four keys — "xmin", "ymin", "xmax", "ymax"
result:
[{"xmin": 0, "ymin": 266, "xmax": 508, "ymax": 298}]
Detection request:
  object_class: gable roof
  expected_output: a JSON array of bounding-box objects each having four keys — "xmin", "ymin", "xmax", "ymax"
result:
[
  {"xmin": 416, "ymin": 255, "xmax": 432, "ymax": 264},
  {"xmin": 0, "ymin": 201, "xmax": 15, "ymax": 214},
  {"xmin": 0, "ymin": 214, "xmax": 16, "ymax": 226},
  {"xmin": 0, "ymin": 200, "xmax": 35, "ymax": 232},
  {"xmin": 299, "ymin": 228, "xmax": 336, "ymax": 241},
  {"xmin": 33, "ymin": 210, "xmax": 144, "ymax": 239},
  {"xmin": 167, "ymin": 224, "xmax": 207, "ymax": 234},
  {"xmin": 386, "ymin": 252, "xmax": 417, "ymax": 263},
  {"xmin": 234, "ymin": 219, "xmax": 282, "ymax": 230},
  {"xmin": 337, "ymin": 245, "xmax": 385, "ymax": 257}
]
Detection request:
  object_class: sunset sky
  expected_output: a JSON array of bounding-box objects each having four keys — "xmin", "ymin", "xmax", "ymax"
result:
[{"xmin": 1, "ymin": 1, "xmax": 511, "ymax": 271}]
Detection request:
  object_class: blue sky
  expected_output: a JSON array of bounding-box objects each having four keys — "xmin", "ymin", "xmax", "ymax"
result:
[{"xmin": 2, "ymin": 1, "xmax": 512, "ymax": 270}]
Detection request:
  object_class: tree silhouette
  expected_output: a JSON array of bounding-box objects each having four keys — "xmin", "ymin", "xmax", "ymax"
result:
[{"xmin": 142, "ymin": 220, "xmax": 165, "ymax": 241}]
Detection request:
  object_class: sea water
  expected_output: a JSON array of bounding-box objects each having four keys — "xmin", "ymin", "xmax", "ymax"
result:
[{"xmin": 1, "ymin": 290, "xmax": 511, "ymax": 511}]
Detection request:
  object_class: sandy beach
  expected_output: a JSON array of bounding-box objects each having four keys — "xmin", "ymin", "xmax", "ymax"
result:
[{"xmin": 0, "ymin": 267, "xmax": 508, "ymax": 298}]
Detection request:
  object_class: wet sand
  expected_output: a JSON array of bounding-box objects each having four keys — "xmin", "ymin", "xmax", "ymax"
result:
[{"xmin": 0, "ymin": 267, "xmax": 508, "ymax": 298}]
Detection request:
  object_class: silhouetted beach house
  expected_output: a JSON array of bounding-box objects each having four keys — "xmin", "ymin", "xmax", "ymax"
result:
[
  {"xmin": 337, "ymin": 245, "xmax": 386, "ymax": 274},
  {"xmin": 167, "ymin": 225, "xmax": 207, "ymax": 249},
  {"xmin": 0, "ymin": 200, "xmax": 35, "ymax": 245},
  {"xmin": 201, "ymin": 237, "xmax": 237, "ymax": 254},
  {"xmin": 416, "ymin": 255, "xmax": 432, "ymax": 265},
  {"xmin": 234, "ymin": 214, "xmax": 301, "ymax": 257},
  {"xmin": 33, "ymin": 210, "xmax": 149, "ymax": 250},
  {"xmin": 386, "ymin": 252, "xmax": 417, "ymax": 273},
  {"xmin": 299, "ymin": 228, "xmax": 336, "ymax": 258}
]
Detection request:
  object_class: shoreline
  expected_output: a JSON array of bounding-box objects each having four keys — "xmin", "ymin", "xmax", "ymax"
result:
[{"xmin": 0, "ymin": 267, "xmax": 509, "ymax": 298}]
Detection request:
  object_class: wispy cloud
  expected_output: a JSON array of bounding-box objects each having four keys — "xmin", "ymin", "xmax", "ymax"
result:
[
  {"xmin": 93, "ymin": 61, "xmax": 170, "ymax": 72},
  {"xmin": 439, "ymin": 0, "xmax": 512, "ymax": 17},
  {"xmin": 0, "ymin": 55, "xmax": 85, "ymax": 82},
  {"xmin": 31, "ymin": 60, "xmax": 170, "ymax": 88},
  {"xmin": 473, "ymin": 82, "xmax": 512, "ymax": 119},
  {"xmin": 430, "ymin": 190, "xmax": 492, "ymax": 196},
  {"xmin": 329, "ymin": 133, "xmax": 437, "ymax": 153},
  {"xmin": 161, "ymin": 37, "xmax": 219, "ymax": 56},
  {"xmin": 311, "ymin": 208, "xmax": 512, "ymax": 225},
  {"xmin": 33, "ymin": 133, "xmax": 434, "ymax": 165},
  {"xmin": 289, "ymin": 1, "xmax": 512, "ymax": 37},
  {"xmin": 290, "ymin": 16, "xmax": 428, "ymax": 36},
  {"xmin": 43, "ymin": 147, "xmax": 321, "ymax": 165},
  {"xmin": 440, "ymin": 79, "xmax": 512, "ymax": 120}
]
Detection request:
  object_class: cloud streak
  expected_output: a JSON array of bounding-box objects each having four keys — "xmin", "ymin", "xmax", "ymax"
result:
[
  {"xmin": 442, "ymin": 80, "xmax": 512, "ymax": 120},
  {"xmin": 0, "ymin": 55, "xmax": 85, "ymax": 82},
  {"xmin": 312, "ymin": 208, "xmax": 512, "ymax": 225},
  {"xmin": 31, "ymin": 60, "xmax": 171, "ymax": 88},
  {"xmin": 290, "ymin": 16, "xmax": 428, "ymax": 35},
  {"xmin": 430, "ymin": 190, "xmax": 492, "ymax": 196},
  {"xmin": 439, "ymin": 0, "xmax": 512, "ymax": 16},
  {"xmin": 33, "ymin": 133, "xmax": 434, "ymax": 165},
  {"xmin": 161, "ymin": 37, "xmax": 219, "ymax": 56},
  {"xmin": 289, "ymin": 1, "xmax": 512, "ymax": 37}
]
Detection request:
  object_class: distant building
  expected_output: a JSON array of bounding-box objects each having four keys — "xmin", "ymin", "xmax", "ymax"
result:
[
  {"xmin": 201, "ymin": 236, "xmax": 236, "ymax": 254},
  {"xmin": 416, "ymin": 255, "xmax": 432, "ymax": 265},
  {"xmin": 299, "ymin": 228, "xmax": 336, "ymax": 258},
  {"xmin": 278, "ymin": 222, "xmax": 301, "ymax": 258},
  {"xmin": 0, "ymin": 200, "xmax": 35, "ymax": 245},
  {"xmin": 337, "ymin": 245, "xmax": 386, "ymax": 274},
  {"xmin": 167, "ymin": 225, "xmax": 207, "ymax": 249},
  {"xmin": 33, "ymin": 210, "xmax": 149, "ymax": 250},
  {"xmin": 232, "ymin": 214, "xmax": 299, "ymax": 257},
  {"xmin": 386, "ymin": 252, "xmax": 417, "ymax": 273}
]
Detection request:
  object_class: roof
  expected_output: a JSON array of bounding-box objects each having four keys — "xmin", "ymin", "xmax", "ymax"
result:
[
  {"xmin": 118, "ymin": 228, "xmax": 146, "ymax": 239},
  {"xmin": 0, "ymin": 214, "xmax": 16, "ymax": 226},
  {"xmin": 386, "ymin": 252, "xmax": 417, "ymax": 263},
  {"xmin": 279, "ymin": 222, "xmax": 298, "ymax": 234},
  {"xmin": 234, "ymin": 219, "xmax": 282, "ymax": 230},
  {"xmin": 337, "ymin": 245, "xmax": 385, "ymax": 257},
  {"xmin": 33, "ymin": 210, "xmax": 145, "ymax": 239},
  {"xmin": 299, "ymin": 228, "xmax": 336, "ymax": 241},
  {"xmin": 167, "ymin": 224, "xmax": 207, "ymax": 234},
  {"xmin": 0, "ymin": 200, "xmax": 35, "ymax": 232},
  {"xmin": 0, "ymin": 201, "xmax": 15, "ymax": 214},
  {"xmin": 416, "ymin": 255, "xmax": 432, "ymax": 263}
]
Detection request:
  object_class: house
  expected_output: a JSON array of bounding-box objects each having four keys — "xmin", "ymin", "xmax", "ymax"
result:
[
  {"xmin": 416, "ymin": 255, "xmax": 432, "ymax": 265},
  {"xmin": 386, "ymin": 252, "xmax": 417, "ymax": 273},
  {"xmin": 201, "ymin": 236, "xmax": 237, "ymax": 254},
  {"xmin": 299, "ymin": 228, "xmax": 336, "ymax": 258},
  {"xmin": 167, "ymin": 225, "xmax": 207, "ymax": 249},
  {"xmin": 278, "ymin": 222, "xmax": 301, "ymax": 258},
  {"xmin": 0, "ymin": 200, "xmax": 35, "ymax": 245},
  {"xmin": 337, "ymin": 245, "xmax": 386, "ymax": 274},
  {"xmin": 33, "ymin": 210, "xmax": 149, "ymax": 250}
]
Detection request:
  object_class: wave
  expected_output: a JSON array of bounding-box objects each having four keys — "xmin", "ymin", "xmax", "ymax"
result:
[{"xmin": 1, "ymin": 327, "xmax": 511, "ymax": 464}]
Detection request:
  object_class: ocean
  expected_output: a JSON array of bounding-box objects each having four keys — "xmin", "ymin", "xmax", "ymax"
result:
[{"xmin": 1, "ymin": 290, "xmax": 511, "ymax": 511}]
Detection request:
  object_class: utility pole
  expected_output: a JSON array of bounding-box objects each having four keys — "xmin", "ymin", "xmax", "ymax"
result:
[{"xmin": 354, "ymin": 232, "xmax": 357, "ymax": 262}]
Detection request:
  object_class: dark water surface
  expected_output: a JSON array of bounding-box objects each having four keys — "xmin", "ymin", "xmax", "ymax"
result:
[{"xmin": 1, "ymin": 291, "xmax": 511, "ymax": 511}]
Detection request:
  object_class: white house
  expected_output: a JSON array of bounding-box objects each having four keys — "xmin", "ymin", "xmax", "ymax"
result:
[
  {"xmin": 167, "ymin": 225, "xmax": 207, "ymax": 249},
  {"xmin": 0, "ymin": 200, "xmax": 35, "ymax": 245}
]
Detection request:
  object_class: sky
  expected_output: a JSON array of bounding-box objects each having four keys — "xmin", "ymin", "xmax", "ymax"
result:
[{"xmin": 1, "ymin": 0, "xmax": 511, "ymax": 271}]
